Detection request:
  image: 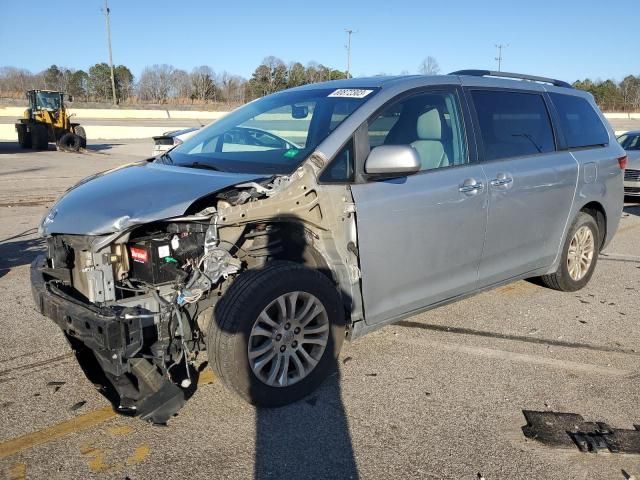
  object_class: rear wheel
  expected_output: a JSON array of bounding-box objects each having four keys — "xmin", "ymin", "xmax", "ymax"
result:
[
  {"xmin": 207, "ymin": 262, "xmax": 345, "ymax": 407},
  {"xmin": 58, "ymin": 132, "xmax": 82, "ymax": 152},
  {"xmin": 539, "ymin": 212, "xmax": 599, "ymax": 292},
  {"xmin": 31, "ymin": 124, "xmax": 48, "ymax": 150},
  {"xmin": 16, "ymin": 124, "xmax": 31, "ymax": 148},
  {"xmin": 74, "ymin": 125, "xmax": 87, "ymax": 148}
]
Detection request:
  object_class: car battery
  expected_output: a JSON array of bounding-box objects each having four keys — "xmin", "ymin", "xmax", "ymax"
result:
[{"xmin": 128, "ymin": 239, "xmax": 178, "ymax": 284}]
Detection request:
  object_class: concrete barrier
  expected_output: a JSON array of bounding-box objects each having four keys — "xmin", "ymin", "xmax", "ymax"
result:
[{"xmin": 0, "ymin": 106, "xmax": 228, "ymax": 120}]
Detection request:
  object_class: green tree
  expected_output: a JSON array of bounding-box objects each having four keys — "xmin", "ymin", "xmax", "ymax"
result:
[
  {"xmin": 330, "ymin": 69, "xmax": 347, "ymax": 80},
  {"xmin": 248, "ymin": 57, "xmax": 287, "ymax": 98},
  {"xmin": 287, "ymin": 62, "xmax": 306, "ymax": 88},
  {"xmin": 43, "ymin": 65, "xmax": 63, "ymax": 90},
  {"xmin": 88, "ymin": 63, "xmax": 113, "ymax": 100},
  {"xmin": 68, "ymin": 70, "xmax": 89, "ymax": 100},
  {"xmin": 115, "ymin": 65, "xmax": 134, "ymax": 101}
]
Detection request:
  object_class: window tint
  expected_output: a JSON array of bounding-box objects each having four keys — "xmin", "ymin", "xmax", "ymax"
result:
[
  {"xmin": 320, "ymin": 139, "xmax": 354, "ymax": 182},
  {"xmin": 367, "ymin": 91, "xmax": 467, "ymax": 171},
  {"xmin": 549, "ymin": 93, "xmax": 609, "ymax": 149},
  {"xmin": 471, "ymin": 90, "xmax": 555, "ymax": 161}
]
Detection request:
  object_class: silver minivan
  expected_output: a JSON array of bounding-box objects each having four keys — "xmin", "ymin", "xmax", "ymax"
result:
[{"xmin": 31, "ymin": 70, "xmax": 626, "ymax": 423}]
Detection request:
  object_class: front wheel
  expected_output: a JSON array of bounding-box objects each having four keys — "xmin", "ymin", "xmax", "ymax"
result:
[
  {"xmin": 74, "ymin": 125, "xmax": 87, "ymax": 148},
  {"xmin": 539, "ymin": 212, "xmax": 600, "ymax": 292},
  {"xmin": 207, "ymin": 262, "xmax": 345, "ymax": 407}
]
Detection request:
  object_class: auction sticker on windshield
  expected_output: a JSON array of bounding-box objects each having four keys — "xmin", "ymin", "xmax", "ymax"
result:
[{"xmin": 328, "ymin": 89, "xmax": 374, "ymax": 98}]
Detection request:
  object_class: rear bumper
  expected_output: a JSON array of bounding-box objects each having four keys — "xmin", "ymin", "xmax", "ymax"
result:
[{"xmin": 624, "ymin": 169, "xmax": 640, "ymax": 196}]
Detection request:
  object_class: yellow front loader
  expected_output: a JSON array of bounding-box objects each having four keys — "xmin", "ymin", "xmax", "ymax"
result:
[{"xmin": 15, "ymin": 90, "xmax": 86, "ymax": 151}]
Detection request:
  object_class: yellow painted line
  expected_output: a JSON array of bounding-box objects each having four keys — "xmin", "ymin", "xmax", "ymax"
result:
[
  {"xmin": 0, "ymin": 406, "xmax": 116, "ymax": 460},
  {"xmin": 198, "ymin": 369, "xmax": 216, "ymax": 385},
  {"xmin": 7, "ymin": 462, "xmax": 26, "ymax": 480},
  {"xmin": 0, "ymin": 369, "xmax": 216, "ymax": 459}
]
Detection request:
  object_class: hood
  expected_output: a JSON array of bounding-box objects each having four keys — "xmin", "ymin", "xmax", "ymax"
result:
[{"xmin": 41, "ymin": 162, "xmax": 263, "ymax": 236}]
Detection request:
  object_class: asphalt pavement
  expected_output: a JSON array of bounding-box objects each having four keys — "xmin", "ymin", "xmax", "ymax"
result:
[{"xmin": 0, "ymin": 139, "xmax": 638, "ymax": 479}]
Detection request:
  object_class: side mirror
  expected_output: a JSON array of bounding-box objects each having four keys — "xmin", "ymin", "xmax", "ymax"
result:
[
  {"xmin": 67, "ymin": 95, "xmax": 73, "ymax": 102},
  {"xmin": 364, "ymin": 145, "xmax": 421, "ymax": 176},
  {"xmin": 291, "ymin": 104, "xmax": 309, "ymax": 119}
]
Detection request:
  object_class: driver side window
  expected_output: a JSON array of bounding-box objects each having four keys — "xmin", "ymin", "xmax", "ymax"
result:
[{"xmin": 367, "ymin": 91, "xmax": 468, "ymax": 171}]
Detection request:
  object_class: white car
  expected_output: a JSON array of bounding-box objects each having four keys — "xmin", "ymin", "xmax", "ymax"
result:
[
  {"xmin": 152, "ymin": 127, "xmax": 201, "ymax": 156},
  {"xmin": 618, "ymin": 131, "xmax": 640, "ymax": 200}
]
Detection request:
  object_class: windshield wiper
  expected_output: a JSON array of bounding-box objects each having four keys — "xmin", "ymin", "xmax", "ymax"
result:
[{"xmin": 184, "ymin": 162, "xmax": 221, "ymax": 171}]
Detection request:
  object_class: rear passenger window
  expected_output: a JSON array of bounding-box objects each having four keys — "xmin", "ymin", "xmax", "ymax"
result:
[
  {"xmin": 471, "ymin": 90, "xmax": 555, "ymax": 161},
  {"xmin": 549, "ymin": 93, "xmax": 609, "ymax": 149}
]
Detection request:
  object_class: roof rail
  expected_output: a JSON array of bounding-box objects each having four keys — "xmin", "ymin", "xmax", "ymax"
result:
[{"xmin": 449, "ymin": 69, "xmax": 573, "ymax": 89}]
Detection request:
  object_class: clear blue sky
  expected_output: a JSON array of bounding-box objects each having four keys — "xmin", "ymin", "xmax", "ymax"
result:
[{"xmin": 0, "ymin": 0, "xmax": 636, "ymax": 82}]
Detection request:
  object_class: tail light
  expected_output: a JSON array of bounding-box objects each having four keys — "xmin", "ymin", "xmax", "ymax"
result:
[{"xmin": 618, "ymin": 155, "xmax": 627, "ymax": 170}]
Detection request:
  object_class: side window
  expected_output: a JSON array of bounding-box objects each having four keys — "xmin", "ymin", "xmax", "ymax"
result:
[
  {"xmin": 320, "ymin": 139, "xmax": 354, "ymax": 183},
  {"xmin": 471, "ymin": 90, "xmax": 555, "ymax": 161},
  {"xmin": 367, "ymin": 91, "xmax": 467, "ymax": 171},
  {"xmin": 618, "ymin": 134, "xmax": 640, "ymax": 151},
  {"xmin": 549, "ymin": 93, "xmax": 609, "ymax": 149}
]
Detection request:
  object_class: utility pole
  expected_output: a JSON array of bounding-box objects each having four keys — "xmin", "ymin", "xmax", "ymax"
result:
[
  {"xmin": 345, "ymin": 29, "xmax": 355, "ymax": 78},
  {"xmin": 494, "ymin": 44, "xmax": 508, "ymax": 72},
  {"xmin": 103, "ymin": 0, "xmax": 117, "ymax": 105}
]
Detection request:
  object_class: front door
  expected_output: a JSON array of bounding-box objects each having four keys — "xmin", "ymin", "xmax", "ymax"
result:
[{"xmin": 351, "ymin": 88, "xmax": 488, "ymax": 326}]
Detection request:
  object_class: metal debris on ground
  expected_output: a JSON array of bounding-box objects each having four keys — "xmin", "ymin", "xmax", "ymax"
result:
[
  {"xmin": 69, "ymin": 401, "xmax": 87, "ymax": 412},
  {"xmin": 522, "ymin": 410, "xmax": 640, "ymax": 454}
]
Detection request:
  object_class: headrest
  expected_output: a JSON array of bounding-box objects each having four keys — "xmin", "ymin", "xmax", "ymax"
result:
[{"xmin": 416, "ymin": 108, "xmax": 442, "ymax": 141}]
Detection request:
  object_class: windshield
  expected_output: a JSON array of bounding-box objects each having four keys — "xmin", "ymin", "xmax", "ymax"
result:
[
  {"xmin": 618, "ymin": 133, "xmax": 640, "ymax": 150},
  {"xmin": 167, "ymin": 87, "xmax": 377, "ymax": 174},
  {"xmin": 35, "ymin": 92, "xmax": 61, "ymax": 111}
]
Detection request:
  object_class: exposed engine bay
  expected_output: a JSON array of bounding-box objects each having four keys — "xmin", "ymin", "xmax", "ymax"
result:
[{"xmin": 34, "ymin": 162, "xmax": 362, "ymax": 423}]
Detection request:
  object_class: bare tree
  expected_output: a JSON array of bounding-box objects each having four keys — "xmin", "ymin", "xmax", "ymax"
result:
[
  {"xmin": 219, "ymin": 71, "xmax": 245, "ymax": 104},
  {"xmin": 172, "ymin": 69, "xmax": 192, "ymax": 99},
  {"xmin": 620, "ymin": 75, "xmax": 640, "ymax": 110},
  {"xmin": 419, "ymin": 56, "xmax": 440, "ymax": 75},
  {"xmin": 138, "ymin": 64, "xmax": 175, "ymax": 103},
  {"xmin": 191, "ymin": 66, "xmax": 218, "ymax": 102}
]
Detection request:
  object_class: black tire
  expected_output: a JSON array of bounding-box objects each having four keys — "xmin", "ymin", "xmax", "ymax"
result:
[
  {"xmin": 16, "ymin": 124, "xmax": 32, "ymax": 148},
  {"xmin": 539, "ymin": 212, "xmax": 600, "ymax": 292},
  {"xmin": 58, "ymin": 132, "xmax": 82, "ymax": 152},
  {"xmin": 31, "ymin": 124, "xmax": 49, "ymax": 150},
  {"xmin": 207, "ymin": 262, "xmax": 345, "ymax": 407},
  {"xmin": 74, "ymin": 125, "xmax": 87, "ymax": 148}
]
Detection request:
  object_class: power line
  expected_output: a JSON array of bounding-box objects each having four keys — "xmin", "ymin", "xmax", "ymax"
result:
[
  {"xmin": 494, "ymin": 44, "xmax": 508, "ymax": 72},
  {"xmin": 345, "ymin": 29, "xmax": 356, "ymax": 78},
  {"xmin": 103, "ymin": 0, "xmax": 117, "ymax": 105}
]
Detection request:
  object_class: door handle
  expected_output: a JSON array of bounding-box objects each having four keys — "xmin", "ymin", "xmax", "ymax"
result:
[
  {"xmin": 459, "ymin": 179, "xmax": 484, "ymax": 195},
  {"xmin": 490, "ymin": 173, "xmax": 513, "ymax": 187}
]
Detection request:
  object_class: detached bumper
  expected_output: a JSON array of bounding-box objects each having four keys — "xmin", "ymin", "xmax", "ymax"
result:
[
  {"xmin": 31, "ymin": 255, "xmax": 143, "ymax": 377},
  {"xmin": 31, "ymin": 255, "xmax": 186, "ymax": 423}
]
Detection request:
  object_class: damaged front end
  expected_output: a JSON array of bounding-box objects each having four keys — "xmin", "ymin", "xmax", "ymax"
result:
[
  {"xmin": 32, "ymin": 160, "xmax": 361, "ymax": 423},
  {"xmin": 32, "ymin": 214, "xmax": 235, "ymax": 423}
]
